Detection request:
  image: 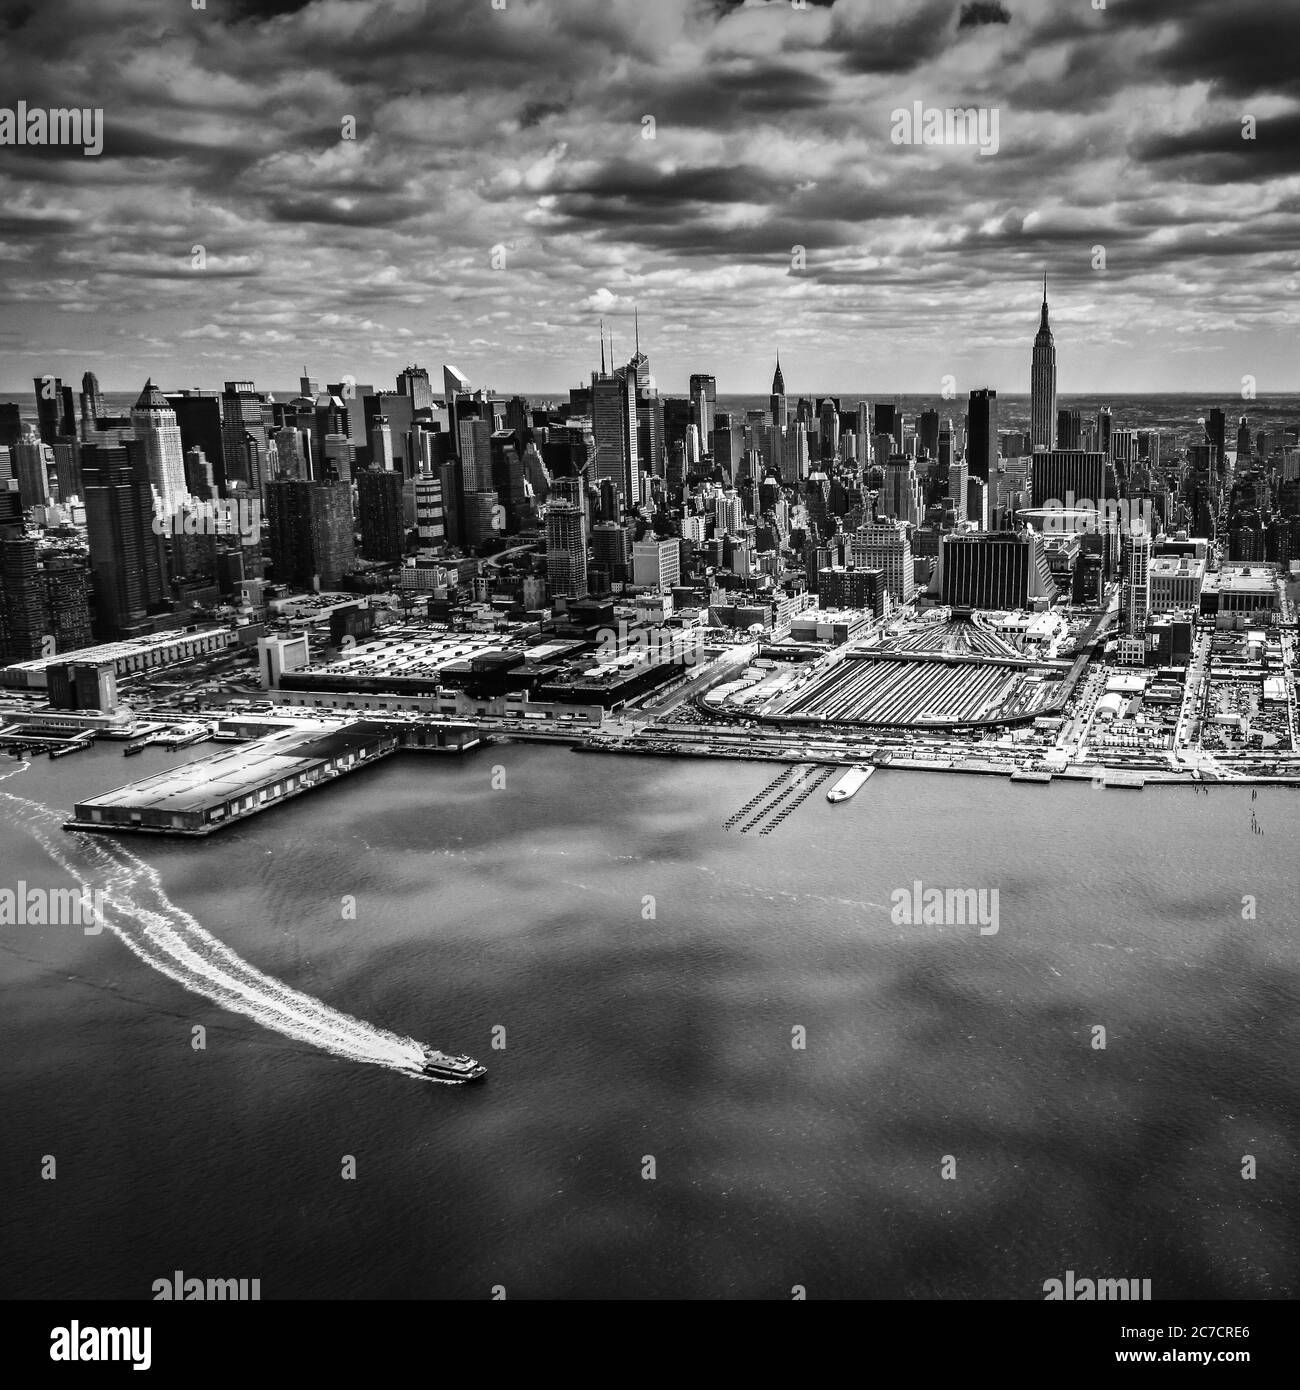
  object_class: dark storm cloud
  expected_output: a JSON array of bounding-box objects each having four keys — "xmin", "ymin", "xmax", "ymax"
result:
[
  {"xmin": 551, "ymin": 160, "xmax": 789, "ymax": 208},
  {"xmin": 828, "ymin": 0, "xmax": 962, "ymax": 76},
  {"xmin": 631, "ymin": 64, "xmax": 835, "ymax": 129},
  {"xmin": 1133, "ymin": 111, "xmax": 1300, "ymax": 185},
  {"xmin": 1096, "ymin": 0, "xmax": 1300, "ymax": 100},
  {"xmin": 1, "ymin": 0, "xmax": 1297, "ymax": 390},
  {"xmin": 958, "ymin": 2, "xmax": 1010, "ymax": 26},
  {"xmin": 266, "ymin": 193, "xmax": 427, "ymax": 228}
]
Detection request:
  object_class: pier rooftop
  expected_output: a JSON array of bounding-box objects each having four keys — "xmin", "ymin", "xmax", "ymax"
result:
[{"xmin": 66, "ymin": 717, "xmax": 480, "ymax": 836}]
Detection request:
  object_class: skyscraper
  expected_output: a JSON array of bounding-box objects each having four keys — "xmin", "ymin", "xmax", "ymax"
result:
[
  {"xmin": 220, "ymin": 382, "xmax": 267, "ymax": 495},
  {"xmin": 265, "ymin": 479, "xmax": 355, "ymax": 590},
  {"xmin": 131, "ymin": 380, "xmax": 188, "ymax": 512},
  {"xmin": 1124, "ymin": 531, "xmax": 1152, "ymax": 635},
  {"xmin": 414, "ymin": 473, "xmax": 446, "ymax": 550},
  {"xmin": 592, "ymin": 363, "xmax": 638, "ymax": 505},
  {"xmin": 81, "ymin": 443, "xmax": 167, "ymax": 639},
  {"xmin": 79, "ymin": 371, "xmax": 105, "ymax": 437},
  {"xmin": 357, "ymin": 468, "xmax": 406, "ymax": 562},
  {"xmin": 545, "ymin": 498, "xmax": 588, "ymax": 599},
  {"xmin": 167, "ymin": 391, "xmax": 226, "ymax": 492},
  {"xmin": 966, "ymin": 389, "xmax": 998, "ymax": 483},
  {"xmin": 770, "ymin": 356, "xmax": 787, "ymax": 432},
  {"xmin": 33, "ymin": 375, "xmax": 75, "ymax": 445},
  {"xmin": 1030, "ymin": 450, "xmax": 1107, "ymax": 512},
  {"xmin": 0, "ymin": 534, "xmax": 49, "ymax": 662},
  {"xmin": 396, "ymin": 365, "xmax": 434, "ymax": 411},
  {"xmin": 689, "ymin": 373, "xmax": 717, "ymax": 446},
  {"xmin": 1030, "ymin": 275, "xmax": 1057, "ymax": 452}
]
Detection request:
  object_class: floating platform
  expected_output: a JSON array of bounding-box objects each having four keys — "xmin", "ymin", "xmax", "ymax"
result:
[{"xmin": 1010, "ymin": 770, "xmax": 1053, "ymax": 783}]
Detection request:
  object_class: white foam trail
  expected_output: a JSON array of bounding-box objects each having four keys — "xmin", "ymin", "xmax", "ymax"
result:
[{"xmin": 1, "ymin": 778, "xmax": 443, "ymax": 1081}]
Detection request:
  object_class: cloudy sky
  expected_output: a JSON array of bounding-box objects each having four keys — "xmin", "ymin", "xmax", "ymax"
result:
[{"xmin": 1, "ymin": 0, "xmax": 1298, "ymax": 398}]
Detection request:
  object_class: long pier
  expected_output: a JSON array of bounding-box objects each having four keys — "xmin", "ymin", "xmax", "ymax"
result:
[{"xmin": 65, "ymin": 718, "xmax": 483, "ymax": 837}]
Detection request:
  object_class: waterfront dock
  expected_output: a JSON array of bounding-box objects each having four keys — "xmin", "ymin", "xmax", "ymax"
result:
[{"xmin": 65, "ymin": 718, "xmax": 483, "ymax": 837}]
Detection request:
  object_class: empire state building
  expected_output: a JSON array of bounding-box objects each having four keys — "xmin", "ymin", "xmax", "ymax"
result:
[{"xmin": 1030, "ymin": 275, "xmax": 1057, "ymax": 452}]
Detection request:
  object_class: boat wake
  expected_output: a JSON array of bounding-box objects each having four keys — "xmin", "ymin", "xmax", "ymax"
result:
[{"xmin": 0, "ymin": 776, "xmax": 441, "ymax": 1082}]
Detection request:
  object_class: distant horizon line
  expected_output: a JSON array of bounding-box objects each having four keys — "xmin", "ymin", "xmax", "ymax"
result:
[{"xmin": 5, "ymin": 385, "xmax": 1294, "ymax": 402}]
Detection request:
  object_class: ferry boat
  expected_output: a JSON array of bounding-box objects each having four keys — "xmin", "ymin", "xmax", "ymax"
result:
[
  {"xmin": 827, "ymin": 764, "xmax": 874, "ymax": 802},
  {"xmin": 417, "ymin": 1047, "xmax": 487, "ymax": 1083}
]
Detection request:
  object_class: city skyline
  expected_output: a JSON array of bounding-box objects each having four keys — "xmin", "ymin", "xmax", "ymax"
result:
[{"xmin": 1, "ymin": 0, "xmax": 1298, "ymax": 394}]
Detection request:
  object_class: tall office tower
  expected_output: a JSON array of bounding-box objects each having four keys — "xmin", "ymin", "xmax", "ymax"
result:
[
  {"xmin": 274, "ymin": 426, "xmax": 313, "ymax": 480},
  {"xmin": 1111, "ymin": 429, "xmax": 1137, "ymax": 469},
  {"xmin": 490, "ymin": 430, "xmax": 529, "ymax": 533},
  {"xmin": 592, "ymin": 366, "xmax": 639, "ymax": 504},
  {"xmin": 1205, "ymin": 408, "xmax": 1226, "ymax": 477},
  {"xmin": 592, "ymin": 520, "xmax": 632, "ymax": 582},
  {"xmin": 1236, "ymin": 415, "xmax": 1252, "ymax": 462},
  {"xmin": 437, "ymin": 461, "xmax": 461, "ymax": 549},
  {"xmin": 635, "ymin": 370, "xmax": 663, "ymax": 480},
  {"xmin": 357, "ymin": 468, "xmax": 406, "ymax": 562},
  {"xmin": 946, "ymin": 458, "xmax": 968, "ymax": 523},
  {"xmin": 504, "ymin": 395, "xmax": 532, "ymax": 440},
  {"xmin": 918, "ymin": 409, "xmax": 940, "ymax": 460},
  {"xmin": 462, "ymin": 489, "xmax": 499, "ymax": 547},
  {"xmin": 33, "ymin": 375, "xmax": 75, "ymax": 444},
  {"xmin": 322, "ymin": 434, "xmax": 353, "ymax": 484},
  {"xmin": 596, "ymin": 477, "xmax": 620, "ymax": 523},
  {"xmin": 663, "ymin": 397, "xmax": 691, "ymax": 461},
  {"xmin": 851, "ymin": 520, "xmax": 915, "ymax": 604},
  {"xmin": 1095, "ymin": 406, "xmax": 1113, "ymax": 460},
  {"xmin": 42, "ymin": 555, "xmax": 93, "ymax": 652},
  {"xmin": 0, "ymin": 534, "xmax": 50, "ymax": 662},
  {"xmin": 632, "ymin": 538, "xmax": 681, "ymax": 593},
  {"xmin": 785, "ymin": 421, "xmax": 810, "ymax": 481},
  {"xmin": 936, "ymin": 532, "xmax": 1056, "ymax": 610},
  {"xmin": 0, "ymin": 402, "xmax": 22, "ymax": 450},
  {"xmin": 82, "ymin": 443, "xmax": 167, "ymax": 639},
  {"xmin": 53, "ymin": 440, "xmax": 83, "ymax": 503},
  {"xmin": 131, "ymin": 380, "xmax": 188, "ymax": 512},
  {"xmin": 1030, "ymin": 275, "xmax": 1057, "ymax": 452},
  {"xmin": 167, "ymin": 391, "xmax": 226, "ymax": 492},
  {"xmin": 396, "ymin": 365, "xmax": 434, "ymax": 411},
  {"xmin": 79, "ymin": 371, "xmax": 105, "ymax": 437},
  {"xmin": 369, "ymin": 417, "xmax": 395, "ymax": 471},
  {"xmin": 711, "ymin": 423, "xmax": 744, "ymax": 481},
  {"xmin": 545, "ymin": 498, "xmax": 588, "ymax": 598},
  {"xmin": 819, "ymin": 398, "xmax": 841, "ymax": 462},
  {"xmin": 966, "ymin": 388, "xmax": 998, "ymax": 482},
  {"xmin": 1056, "ymin": 406, "xmax": 1084, "ymax": 451},
  {"xmin": 0, "ymin": 474, "xmax": 18, "ymax": 529},
  {"xmin": 414, "ymin": 472, "xmax": 446, "ymax": 549},
  {"xmin": 12, "ymin": 434, "xmax": 52, "ymax": 508},
  {"xmin": 1124, "ymin": 531, "xmax": 1151, "ymax": 635},
  {"xmin": 297, "ymin": 370, "xmax": 321, "ymax": 397},
  {"xmin": 856, "ymin": 401, "xmax": 871, "ymax": 462},
  {"xmin": 881, "ymin": 456, "xmax": 921, "ymax": 524},
  {"xmin": 684, "ymin": 424, "xmax": 702, "ymax": 468},
  {"xmin": 221, "ymin": 382, "xmax": 267, "ymax": 493},
  {"xmin": 770, "ymin": 356, "xmax": 787, "ymax": 430},
  {"xmin": 184, "ymin": 447, "xmax": 215, "ymax": 500},
  {"xmin": 265, "ymin": 478, "xmax": 355, "ymax": 590},
  {"xmin": 689, "ymin": 373, "xmax": 717, "ymax": 446},
  {"xmin": 457, "ymin": 416, "xmax": 493, "ymax": 492},
  {"xmin": 1031, "ymin": 450, "xmax": 1107, "ymax": 511},
  {"xmin": 873, "ymin": 401, "xmax": 898, "ymax": 445},
  {"xmin": 443, "ymin": 364, "xmax": 471, "ymax": 435},
  {"xmin": 966, "ymin": 476, "xmax": 990, "ymax": 530}
]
